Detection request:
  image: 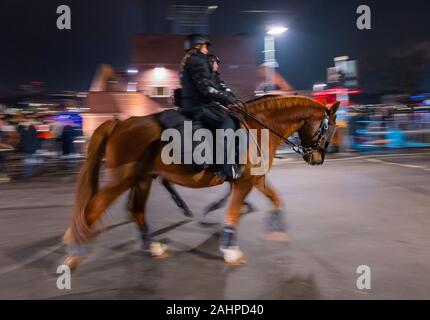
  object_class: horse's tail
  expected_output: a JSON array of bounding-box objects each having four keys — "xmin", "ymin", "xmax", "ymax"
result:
[{"xmin": 67, "ymin": 119, "xmax": 119, "ymax": 244}]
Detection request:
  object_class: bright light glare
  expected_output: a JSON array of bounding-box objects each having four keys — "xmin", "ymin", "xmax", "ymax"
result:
[
  {"xmin": 127, "ymin": 68, "xmax": 138, "ymax": 74},
  {"xmin": 313, "ymin": 83, "xmax": 327, "ymax": 91},
  {"xmin": 267, "ymin": 27, "xmax": 288, "ymax": 35},
  {"xmin": 154, "ymin": 67, "xmax": 167, "ymax": 80}
]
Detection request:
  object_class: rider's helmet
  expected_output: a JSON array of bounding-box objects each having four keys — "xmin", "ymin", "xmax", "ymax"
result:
[{"xmin": 184, "ymin": 34, "xmax": 211, "ymax": 51}]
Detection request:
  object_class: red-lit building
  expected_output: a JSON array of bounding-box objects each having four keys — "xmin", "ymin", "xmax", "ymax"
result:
[{"xmin": 312, "ymin": 87, "xmax": 361, "ymax": 107}]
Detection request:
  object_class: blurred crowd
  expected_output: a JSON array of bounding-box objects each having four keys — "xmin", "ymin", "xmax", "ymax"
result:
[
  {"xmin": 0, "ymin": 112, "xmax": 84, "ymax": 182},
  {"xmin": 346, "ymin": 104, "xmax": 430, "ymax": 150},
  {"xmin": 1, "ymin": 101, "xmax": 430, "ymax": 182},
  {"xmin": 274, "ymin": 102, "xmax": 430, "ymax": 156}
]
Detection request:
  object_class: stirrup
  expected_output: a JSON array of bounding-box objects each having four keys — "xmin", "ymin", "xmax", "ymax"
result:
[
  {"xmin": 231, "ymin": 165, "xmax": 240, "ymax": 179},
  {"xmin": 222, "ymin": 165, "xmax": 244, "ymax": 182}
]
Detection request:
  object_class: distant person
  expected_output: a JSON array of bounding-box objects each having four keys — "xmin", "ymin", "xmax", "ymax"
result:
[
  {"xmin": 18, "ymin": 124, "xmax": 40, "ymax": 177},
  {"xmin": 61, "ymin": 123, "xmax": 75, "ymax": 156},
  {"xmin": 0, "ymin": 118, "xmax": 11, "ymax": 182}
]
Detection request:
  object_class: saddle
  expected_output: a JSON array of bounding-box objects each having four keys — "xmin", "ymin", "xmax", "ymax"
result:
[{"xmin": 157, "ymin": 108, "xmax": 243, "ymax": 175}]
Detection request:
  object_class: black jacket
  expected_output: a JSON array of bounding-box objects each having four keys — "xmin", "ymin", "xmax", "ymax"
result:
[
  {"xmin": 212, "ymin": 71, "xmax": 235, "ymax": 96},
  {"xmin": 180, "ymin": 51, "xmax": 235, "ymax": 113}
]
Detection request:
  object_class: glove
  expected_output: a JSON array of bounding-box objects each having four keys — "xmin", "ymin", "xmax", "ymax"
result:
[{"xmin": 226, "ymin": 94, "xmax": 238, "ymax": 106}]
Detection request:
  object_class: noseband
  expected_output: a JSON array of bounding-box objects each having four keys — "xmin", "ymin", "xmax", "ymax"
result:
[{"xmin": 298, "ymin": 111, "xmax": 337, "ymax": 156}]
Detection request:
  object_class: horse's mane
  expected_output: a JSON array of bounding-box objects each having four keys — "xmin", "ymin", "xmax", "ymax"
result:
[{"xmin": 244, "ymin": 95, "xmax": 326, "ymax": 115}]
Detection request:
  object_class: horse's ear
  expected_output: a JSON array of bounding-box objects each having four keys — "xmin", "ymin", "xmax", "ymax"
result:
[{"xmin": 330, "ymin": 101, "xmax": 340, "ymax": 115}]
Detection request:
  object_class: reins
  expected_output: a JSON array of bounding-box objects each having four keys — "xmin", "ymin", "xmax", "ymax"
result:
[{"xmin": 228, "ymin": 99, "xmax": 325, "ymax": 157}]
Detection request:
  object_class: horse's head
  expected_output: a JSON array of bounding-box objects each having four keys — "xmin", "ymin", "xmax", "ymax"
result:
[{"xmin": 298, "ymin": 101, "xmax": 340, "ymax": 165}]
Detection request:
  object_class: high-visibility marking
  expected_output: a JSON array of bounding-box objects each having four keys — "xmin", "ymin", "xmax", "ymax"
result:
[
  {"xmin": 364, "ymin": 158, "xmax": 430, "ymax": 171},
  {"xmin": 274, "ymin": 152, "xmax": 430, "ymax": 165}
]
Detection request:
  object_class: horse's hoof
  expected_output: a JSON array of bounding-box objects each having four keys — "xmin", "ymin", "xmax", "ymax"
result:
[
  {"xmin": 150, "ymin": 242, "xmax": 169, "ymax": 258},
  {"xmin": 221, "ymin": 246, "xmax": 246, "ymax": 265},
  {"xmin": 63, "ymin": 255, "xmax": 82, "ymax": 271},
  {"xmin": 264, "ymin": 232, "xmax": 289, "ymax": 242},
  {"xmin": 227, "ymin": 255, "xmax": 247, "ymax": 266}
]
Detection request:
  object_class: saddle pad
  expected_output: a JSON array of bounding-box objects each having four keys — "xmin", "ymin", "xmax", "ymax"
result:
[
  {"xmin": 157, "ymin": 109, "xmax": 206, "ymax": 173},
  {"xmin": 157, "ymin": 109, "xmax": 190, "ymax": 130}
]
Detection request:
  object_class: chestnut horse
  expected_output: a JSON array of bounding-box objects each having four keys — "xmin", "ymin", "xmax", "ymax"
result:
[{"xmin": 62, "ymin": 95, "xmax": 339, "ymax": 268}]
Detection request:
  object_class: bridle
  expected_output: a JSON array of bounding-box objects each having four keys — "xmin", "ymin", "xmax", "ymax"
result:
[
  {"xmin": 229, "ymin": 100, "xmax": 337, "ymax": 157},
  {"xmin": 298, "ymin": 110, "xmax": 337, "ymax": 157}
]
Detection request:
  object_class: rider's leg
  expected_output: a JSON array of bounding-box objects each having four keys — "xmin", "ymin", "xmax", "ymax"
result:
[
  {"xmin": 194, "ymin": 106, "xmax": 240, "ymax": 179},
  {"xmin": 216, "ymin": 113, "xmax": 239, "ymax": 179}
]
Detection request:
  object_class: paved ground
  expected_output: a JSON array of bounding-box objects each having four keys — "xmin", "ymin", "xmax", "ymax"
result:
[{"xmin": 0, "ymin": 150, "xmax": 429, "ymax": 299}]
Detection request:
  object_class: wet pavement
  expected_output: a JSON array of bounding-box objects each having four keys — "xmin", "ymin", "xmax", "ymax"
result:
[{"xmin": 0, "ymin": 150, "xmax": 429, "ymax": 299}]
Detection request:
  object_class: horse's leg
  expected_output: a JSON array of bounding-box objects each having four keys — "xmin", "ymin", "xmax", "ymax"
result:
[
  {"xmin": 203, "ymin": 183, "xmax": 256, "ymax": 216},
  {"xmin": 63, "ymin": 177, "xmax": 134, "ymax": 269},
  {"xmin": 255, "ymin": 178, "xmax": 289, "ymax": 241},
  {"xmin": 128, "ymin": 177, "xmax": 168, "ymax": 257},
  {"xmin": 220, "ymin": 180, "xmax": 253, "ymax": 265}
]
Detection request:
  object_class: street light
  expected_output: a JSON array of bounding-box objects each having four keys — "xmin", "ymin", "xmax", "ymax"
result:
[
  {"xmin": 127, "ymin": 68, "xmax": 138, "ymax": 74},
  {"xmin": 263, "ymin": 26, "xmax": 287, "ymax": 92},
  {"xmin": 267, "ymin": 26, "xmax": 288, "ymax": 35}
]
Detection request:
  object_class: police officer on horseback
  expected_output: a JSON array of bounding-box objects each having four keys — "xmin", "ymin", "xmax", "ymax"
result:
[
  {"xmin": 179, "ymin": 34, "xmax": 242, "ymax": 180},
  {"xmin": 207, "ymin": 54, "xmax": 235, "ymax": 97}
]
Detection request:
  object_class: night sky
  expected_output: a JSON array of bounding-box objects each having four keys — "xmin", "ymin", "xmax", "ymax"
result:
[{"xmin": 1, "ymin": 0, "xmax": 429, "ymax": 94}]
